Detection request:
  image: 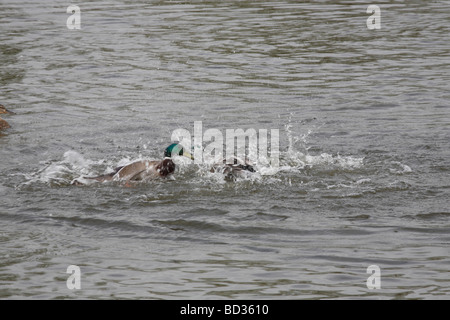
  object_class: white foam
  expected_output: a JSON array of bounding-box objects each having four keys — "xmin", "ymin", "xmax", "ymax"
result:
[
  {"xmin": 62, "ymin": 150, "xmax": 92, "ymax": 168},
  {"xmin": 390, "ymin": 161, "xmax": 412, "ymax": 174}
]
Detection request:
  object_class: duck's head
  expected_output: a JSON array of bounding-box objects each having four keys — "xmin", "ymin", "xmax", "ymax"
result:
[
  {"xmin": 164, "ymin": 143, "xmax": 194, "ymax": 160},
  {"xmin": 0, "ymin": 105, "xmax": 14, "ymax": 115},
  {"xmin": 1, "ymin": 105, "xmax": 9, "ymax": 114}
]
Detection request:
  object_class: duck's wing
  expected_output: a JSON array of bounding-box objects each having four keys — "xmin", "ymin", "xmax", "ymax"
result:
[
  {"xmin": 75, "ymin": 166, "xmax": 123, "ymax": 183},
  {"xmin": 115, "ymin": 160, "xmax": 159, "ymax": 181},
  {"xmin": 72, "ymin": 160, "xmax": 162, "ymax": 185}
]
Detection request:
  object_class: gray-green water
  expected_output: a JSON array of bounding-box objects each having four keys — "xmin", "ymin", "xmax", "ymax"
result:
[{"xmin": 1, "ymin": 0, "xmax": 449, "ymax": 299}]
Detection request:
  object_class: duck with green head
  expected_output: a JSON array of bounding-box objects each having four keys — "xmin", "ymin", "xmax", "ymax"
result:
[{"xmin": 72, "ymin": 143, "xmax": 193, "ymax": 185}]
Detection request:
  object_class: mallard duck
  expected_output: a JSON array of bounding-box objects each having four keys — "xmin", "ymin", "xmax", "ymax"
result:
[
  {"xmin": 210, "ymin": 156, "xmax": 256, "ymax": 180},
  {"xmin": 72, "ymin": 143, "xmax": 193, "ymax": 185},
  {"xmin": 190, "ymin": 144, "xmax": 256, "ymax": 180},
  {"xmin": 0, "ymin": 104, "xmax": 14, "ymax": 131}
]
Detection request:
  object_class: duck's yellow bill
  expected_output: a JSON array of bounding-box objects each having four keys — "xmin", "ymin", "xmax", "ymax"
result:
[{"xmin": 183, "ymin": 151, "xmax": 194, "ymax": 160}]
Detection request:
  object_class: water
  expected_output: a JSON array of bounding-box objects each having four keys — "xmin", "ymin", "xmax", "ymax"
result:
[{"xmin": 1, "ymin": 0, "xmax": 449, "ymax": 299}]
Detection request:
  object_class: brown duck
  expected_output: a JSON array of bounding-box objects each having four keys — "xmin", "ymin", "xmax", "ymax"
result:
[
  {"xmin": 0, "ymin": 104, "xmax": 14, "ymax": 130},
  {"xmin": 210, "ymin": 156, "xmax": 256, "ymax": 180},
  {"xmin": 72, "ymin": 143, "xmax": 193, "ymax": 185}
]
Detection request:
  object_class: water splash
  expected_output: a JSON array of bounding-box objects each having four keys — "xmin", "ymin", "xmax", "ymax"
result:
[
  {"xmin": 18, "ymin": 118, "xmax": 368, "ymax": 187},
  {"xmin": 282, "ymin": 114, "xmax": 364, "ymax": 172},
  {"xmin": 389, "ymin": 161, "xmax": 412, "ymax": 174}
]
